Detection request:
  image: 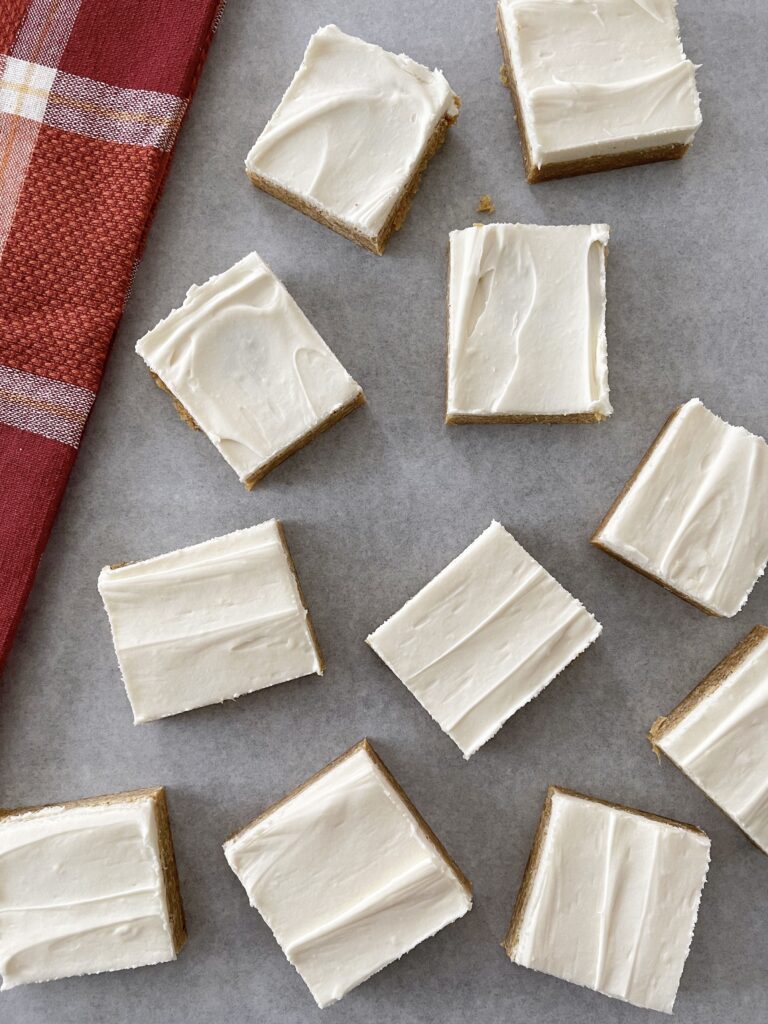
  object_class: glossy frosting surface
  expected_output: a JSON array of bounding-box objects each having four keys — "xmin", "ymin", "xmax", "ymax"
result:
[
  {"xmin": 136, "ymin": 251, "xmax": 363, "ymax": 483},
  {"xmin": 367, "ymin": 521, "xmax": 601, "ymax": 758},
  {"xmin": 224, "ymin": 745, "xmax": 471, "ymax": 1008},
  {"xmin": 447, "ymin": 223, "xmax": 611, "ymax": 417},
  {"xmin": 513, "ymin": 789, "xmax": 710, "ymax": 1013},
  {"xmin": 0, "ymin": 797, "xmax": 174, "ymax": 989},
  {"xmin": 499, "ymin": 0, "xmax": 701, "ymax": 166},
  {"xmin": 657, "ymin": 631, "xmax": 768, "ymax": 854},
  {"xmin": 595, "ymin": 399, "xmax": 768, "ymax": 617},
  {"xmin": 245, "ymin": 25, "xmax": 458, "ymax": 237},
  {"xmin": 98, "ymin": 520, "xmax": 322, "ymax": 723}
]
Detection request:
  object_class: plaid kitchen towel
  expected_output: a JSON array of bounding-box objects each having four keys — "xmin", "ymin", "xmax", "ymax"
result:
[{"xmin": 0, "ymin": 0, "xmax": 225, "ymax": 670}]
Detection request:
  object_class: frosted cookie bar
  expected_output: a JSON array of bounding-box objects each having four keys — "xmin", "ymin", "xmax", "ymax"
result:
[
  {"xmin": 504, "ymin": 786, "xmax": 710, "ymax": 1013},
  {"xmin": 446, "ymin": 223, "xmax": 611, "ymax": 422},
  {"xmin": 592, "ymin": 399, "xmax": 768, "ymax": 616},
  {"xmin": 650, "ymin": 625, "xmax": 768, "ymax": 855},
  {"xmin": 136, "ymin": 252, "xmax": 364, "ymax": 488},
  {"xmin": 0, "ymin": 787, "xmax": 185, "ymax": 990},
  {"xmin": 98, "ymin": 520, "xmax": 323, "ymax": 723},
  {"xmin": 223, "ymin": 739, "xmax": 471, "ymax": 1007},
  {"xmin": 245, "ymin": 25, "xmax": 459, "ymax": 254},
  {"xmin": 497, "ymin": 0, "xmax": 701, "ymax": 182},
  {"xmin": 367, "ymin": 521, "xmax": 601, "ymax": 758}
]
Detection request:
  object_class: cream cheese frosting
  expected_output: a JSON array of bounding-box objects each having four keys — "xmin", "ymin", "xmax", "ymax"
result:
[
  {"xmin": 447, "ymin": 224, "xmax": 611, "ymax": 418},
  {"xmin": 98, "ymin": 520, "xmax": 323, "ymax": 723},
  {"xmin": 136, "ymin": 251, "xmax": 363, "ymax": 485},
  {"xmin": 223, "ymin": 742, "xmax": 471, "ymax": 1008},
  {"xmin": 366, "ymin": 521, "xmax": 601, "ymax": 758},
  {"xmin": 244, "ymin": 25, "xmax": 458, "ymax": 240},
  {"xmin": 510, "ymin": 788, "xmax": 710, "ymax": 1013},
  {"xmin": 654, "ymin": 628, "xmax": 768, "ymax": 855},
  {"xmin": 593, "ymin": 399, "xmax": 768, "ymax": 617},
  {"xmin": 0, "ymin": 795, "xmax": 176, "ymax": 989},
  {"xmin": 498, "ymin": 0, "xmax": 702, "ymax": 168}
]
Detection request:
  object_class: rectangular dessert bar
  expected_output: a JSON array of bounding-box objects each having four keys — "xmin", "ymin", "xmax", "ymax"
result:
[
  {"xmin": 136, "ymin": 252, "xmax": 364, "ymax": 488},
  {"xmin": 650, "ymin": 625, "xmax": 768, "ymax": 855},
  {"xmin": 223, "ymin": 739, "xmax": 471, "ymax": 1007},
  {"xmin": 504, "ymin": 786, "xmax": 710, "ymax": 1013},
  {"xmin": 245, "ymin": 25, "xmax": 459, "ymax": 254},
  {"xmin": 0, "ymin": 787, "xmax": 185, "ymax": 990},
  {"xmin": 592, "ymin": 399, "xmax": 768, "ymax": 617},
  {"xmin": 497, "ymin": 0, "xmax": 701, "ymax": 182},
  {"xmin": 367, "ymin": 522, "xmax": 601, "ymax": 758},
  {"xmin": 446, "ymin": 223, "xmax": 611, "ymax": 422},
  {"xmin": 98, "ymin": 520, "xmax": 323, "ymax": 723}
]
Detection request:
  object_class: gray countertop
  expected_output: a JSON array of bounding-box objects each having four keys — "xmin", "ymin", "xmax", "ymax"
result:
[{"xmin": 2, "ymin": 1, "xmax": 767, "ymax": 1021}]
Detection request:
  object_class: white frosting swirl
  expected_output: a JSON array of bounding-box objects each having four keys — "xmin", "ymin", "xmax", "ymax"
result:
[
  {"xmin": 245, "ymin": 25, "xmax": 458, "ymax": 238},
  {"xmin": 0, "ymin": 797, "xmax": 175, "ymax": 990},
  {"xmin": 499, "ymin": 0, "xmax": 702, "ymax": 167},
  {"xmin": 512, "ymin": 788, "xmax": 710, "ymax": 1013},
  {"xmin": 98, "ymin": 521, "xmax": 322, "ymax": 723},
  {"xmin": 447, "ymin": 224, "xmax": 611, "ymax": 418},
  {"xmin": 595, "ymin": 399, "xmax": 768, "ymax": 617},
  {"xmin": 136, "ymin": 252, "xmax": 363, "ymax": 485},
  {"xmin": 367, "ymin": 521, "xmax": 602, "ymax": 757},
  {"xmin": 224, "ymin": 745, "xmax": 471, "ymax": 1008},
  {"xmin": 655, "ymin": 629, "xmax": 768, "ymax": 854}
]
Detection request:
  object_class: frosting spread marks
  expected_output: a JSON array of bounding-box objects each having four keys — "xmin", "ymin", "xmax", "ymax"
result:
[
  {"xmin": 594, "ymin": 399, "xmax": 768, "ymax": 617},
  {"xmin": 98, "ymin": 521, "xmax": 323, "ymax": 723},
  {"xmin": 136, "ymin": 252, "xmax": 363, "ymax": 484},
  {"xmin": 367, "ymin": 521, "xmax": 601, "ymax": 757},
  {"xmin": 245, "ymin": 25, "xmax": 458, "ymax": 237},
  {"xmin": 655, "ymin": 629, "xmax": 768, "ymax": 854},
  {"xmin": 0, "ymin": 797, "xmax": 175, "ymax": 990},
  {"xmin": 224, "ymin": 744, "xmax": 471, "ymax": 1007},
  {"xmin": 499, "ymin": 0, "xmax": 701, "ymax": 166},
  {"xmin": 447, "ymin": 223, "xmax": 611, "ymax": 418},
  {"xmin": 512, "ymin": 788, "xmax": 710, "ymax": 1013}
]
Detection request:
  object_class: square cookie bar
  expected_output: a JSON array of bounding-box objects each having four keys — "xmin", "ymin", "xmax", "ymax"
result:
[
  {"xmin": 136, "ymin": 252, "xmax": 364, "ymax": 488},
  {"xmin": 592, "ymin": 399, "xmax": 768, "ymax": 617},
  {"xmin": 366, "ymin": 521, "xmax": 601, "ymax": 758},
  {"xmin": 446, "ymin": 223, "xmax": 611, "ymax": 422},
  {"xmin": 223, "ymin": 739, "xmax": 471, "ymax": 1008},
  {"xmin": 245, "ymin": 25, "xmax": 459, "ymax": 254},
  {"xmin": 650, "ymin": 625, "xmax": 768, "ymax": 855},
  {"xmin": 497, "ymin": 0, "xmax": 702, "ymax": 182},
  {"xmin": 98, "ymin": 520, "xmax": 323, "ymax": 723},
  {"xmin": 504, "ymin": 786, "xmax": 710, "ymax": 1013},
  {"xmin": 0, "ymin": 787, "xmax": 185, "ymax": 990}
]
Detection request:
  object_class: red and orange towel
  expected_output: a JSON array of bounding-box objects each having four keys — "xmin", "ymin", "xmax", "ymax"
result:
[{"xmin": 0, "ymin": 0, "xmax": 225, "ymax": 668}]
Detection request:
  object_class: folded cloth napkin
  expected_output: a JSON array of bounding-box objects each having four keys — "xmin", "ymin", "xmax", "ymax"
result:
[{"xmin": 0, "ymin": 0, "xmax": 225, "ymax": 669}]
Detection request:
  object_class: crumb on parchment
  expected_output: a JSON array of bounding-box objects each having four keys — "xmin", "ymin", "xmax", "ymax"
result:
[{"xmin": 476, "ymin": 195, "xmax": 495, "ymax": 214}]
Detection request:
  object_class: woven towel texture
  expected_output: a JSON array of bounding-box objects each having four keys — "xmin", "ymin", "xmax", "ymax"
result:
[{"xmin": 0, "ymin": 0, "xmax": 225, "ymax": 669}]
